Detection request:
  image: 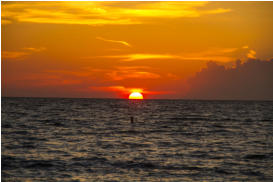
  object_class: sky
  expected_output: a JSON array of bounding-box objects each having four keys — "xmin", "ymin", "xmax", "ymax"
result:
[{"xmin": 2, "ymin": 1, "xmax": 273, "ymax": 100}]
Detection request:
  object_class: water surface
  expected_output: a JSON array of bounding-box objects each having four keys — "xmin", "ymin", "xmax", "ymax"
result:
[{"xmin": 2, "ymin": 97, "xmax": 273, "ymax": 181}]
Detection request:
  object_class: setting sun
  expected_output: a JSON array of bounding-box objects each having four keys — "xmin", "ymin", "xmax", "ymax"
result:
[
  {"xmin": 1, "ymin": 2, "xmax": 273, "ymax": 182},
  {"xmin": 129, "ymin": 92, "xmax": 143, "ymax": 100}
]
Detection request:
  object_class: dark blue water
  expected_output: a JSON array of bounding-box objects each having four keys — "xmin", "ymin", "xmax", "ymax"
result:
[{"xmin": 2, "ymin": 97, "xmax": 273, "ymax": 181}]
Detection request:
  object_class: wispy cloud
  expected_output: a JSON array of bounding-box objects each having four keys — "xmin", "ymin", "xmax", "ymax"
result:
[
  {"xmin": 13, "ymin": 73, "xmax": 82, "ymax": 87},
  {"xmin": 90, "ymin": 85, "xmax": 142, "ymax": 94},
  {"xmin": 2, "ymin": 2, "xmax": 231, "ymax": 26},
  {"xmin": 1, "ymin": 19, "xmax": 12, "ymax": 24},
  {"xmin": 167, "ymin": 73, "xmax": 180, "ymax": 80},
  {"xmin": 99, "ymin": 46, "xmax": 257, "ymax": 63},
  {"xmin": 106, "ymin": 66, "xmax": 160, "ymax": 80},
  {"xmin": 104, "ymin": 54, "xmax": 177, "ymax": 61},
  {"xmin": 202, "ymin": 8, "xmax": 231, "ymax": 15},
  {"xmin": 90, "ymin": 85, "xmax": 171, "ymax": 96},
  {"xmin": 2, "ymin": 51, "xmax": 29, "ymax": 59},
  {"xmin": 22, "ymin": 47, "xmax": 46, "ymax": 52},
  {"xmin": 2, "ymin": 47, "xmax": 46, "ymax": 59},
  {"xmin": 96, "ymin": 37, "xmax": 131, "ymax": 47},
  {"xmin": 176, "ymin": 46, "xmax": 258, "ymax": 63},
  {"xmin": 247, "ymin": 50, "xmax": 256, "ymax": 59},
  {"xmin": 45, "ymin": 66, "xmax": 160, "ymax": 82},
  {"xmin": 107, "ymin": 71, "xmax": 160, "ymax": 80}
]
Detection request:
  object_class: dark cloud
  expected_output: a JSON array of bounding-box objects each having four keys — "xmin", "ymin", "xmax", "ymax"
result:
[{"xmin": 186, "ymin": 59, "xmax": 273, "ymax": 100}]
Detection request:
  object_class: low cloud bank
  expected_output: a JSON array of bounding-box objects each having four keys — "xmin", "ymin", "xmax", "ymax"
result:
[{"xmin": 186, "ymin": 59, "xmax": 273, "ymax": 100}]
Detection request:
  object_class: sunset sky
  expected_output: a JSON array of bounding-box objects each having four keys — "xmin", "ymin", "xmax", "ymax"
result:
[{"xmin": 2, "ymin": 1, "xmax": 273, "ymax": 99}]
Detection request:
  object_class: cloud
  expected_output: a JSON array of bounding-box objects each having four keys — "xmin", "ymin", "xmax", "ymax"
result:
[
  {"xmin": 22, "ymin": 47, "xmax": 46, "ymax": 52},
  {"xmin": 177, "ymin": 46, "xmax": 258, "ymax": 63},
  {"xmin": 2, "ymin": 47, "xmax": 46, "ymax": 59},
  {"xmin": 2, "ymin": 51, "xmax": 30, "ymax": 59},
  {"xmin": 45, "ymin": 66, "xmax": 160, "ymax": 83},
  {"xmin": 247, "ymin": 50, "xmax": 256, "ymax": 59},
  {"xmin": 106, "ymin": 66, "xmax": 160, "ymax": 80},
  {"xmin": 202, "ymin": 8, "xmax": 231, "ymax": 15},
  {"xmin": 90, "ymin": 85, "xmax": 142, "ymax": 95},
  {"xmin": 100, "ymin": 46, "xmax": 256, "ymax": 63},
  {"xmin": 1, "ymin": 19, "xmax": 12, "ymax": 24},
  {"xmin": 104, "ymin": 54, "xmax": 178, "ymax": 61},
  {"xmin": 242, "ymin": 45, "xmax": 256, "ymax": 59},
  {"xmin": 96, "ymin": 37, "xmax": 131, "ymax": 47},
  {"xmin": 2, "ymin": 2, "xmax": 231, "ymax": 25},
  {"xmin": 45, "ymin": 67, "xmax": 110, "ymax": 81},
  {"xmin": 186, "ymin": 59, "xmax": 273, "ymax": 100},
  {"xmin": 45, "ymin": 69, "xmax": 92, "ymax": 77},
  {"xmin": 107, "ymin": 71, "xmax": 160, "ymax": 80},
  {"xmin": 167, "ymin": 73, "xmax": 180, "ymax": 80},
  {"xmin": 10, "ymin": 73, "xmax": 82, "ymax": 87},
  {"xmin": 90, "ymin": 85, "xmax": 172, "ymax": 97}
]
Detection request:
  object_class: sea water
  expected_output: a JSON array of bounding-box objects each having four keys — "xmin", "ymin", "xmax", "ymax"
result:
[{"xmin": 2, "ymin": 97, "xmax": 273, "ymax": 181}]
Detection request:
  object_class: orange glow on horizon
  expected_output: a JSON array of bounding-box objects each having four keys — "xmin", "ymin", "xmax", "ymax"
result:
[
  {"xmin": 2, "ymin": 2, "xmax": 273, "ymax": 99},
  {"xmin": 129, "ymin": 92, "xmax": 144, "ymax": 99}
]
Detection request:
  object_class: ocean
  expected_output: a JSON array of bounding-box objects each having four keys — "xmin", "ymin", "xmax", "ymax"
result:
[{"xmin": 1, "ymin": 97, "xmax": 273, "ymax": 181}]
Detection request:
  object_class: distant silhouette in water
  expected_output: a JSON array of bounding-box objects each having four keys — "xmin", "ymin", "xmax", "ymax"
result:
[{"xmin": 130, "ymin": 116, "xmax": 134, "ymax": 124}]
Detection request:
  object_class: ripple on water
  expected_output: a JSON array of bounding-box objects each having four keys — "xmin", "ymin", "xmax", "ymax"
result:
[{"xmin": 2, "ymin": 98, "xmax": 273, "ymax": 181}]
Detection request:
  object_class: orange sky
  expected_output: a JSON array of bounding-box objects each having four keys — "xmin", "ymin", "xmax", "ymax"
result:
[{"xmin": 2, "ymin": 1, "xmax": 273, "ymax": 99}]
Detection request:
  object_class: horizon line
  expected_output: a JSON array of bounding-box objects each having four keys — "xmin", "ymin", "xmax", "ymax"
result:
[{"xmin": 2, "ymin": 96, "xmax": 273, "ymax": 102}]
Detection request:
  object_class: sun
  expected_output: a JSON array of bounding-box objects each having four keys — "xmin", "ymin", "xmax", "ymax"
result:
[{"xmin": 129, "ymin": 92, "xmax": 143, "ymax": 100}]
